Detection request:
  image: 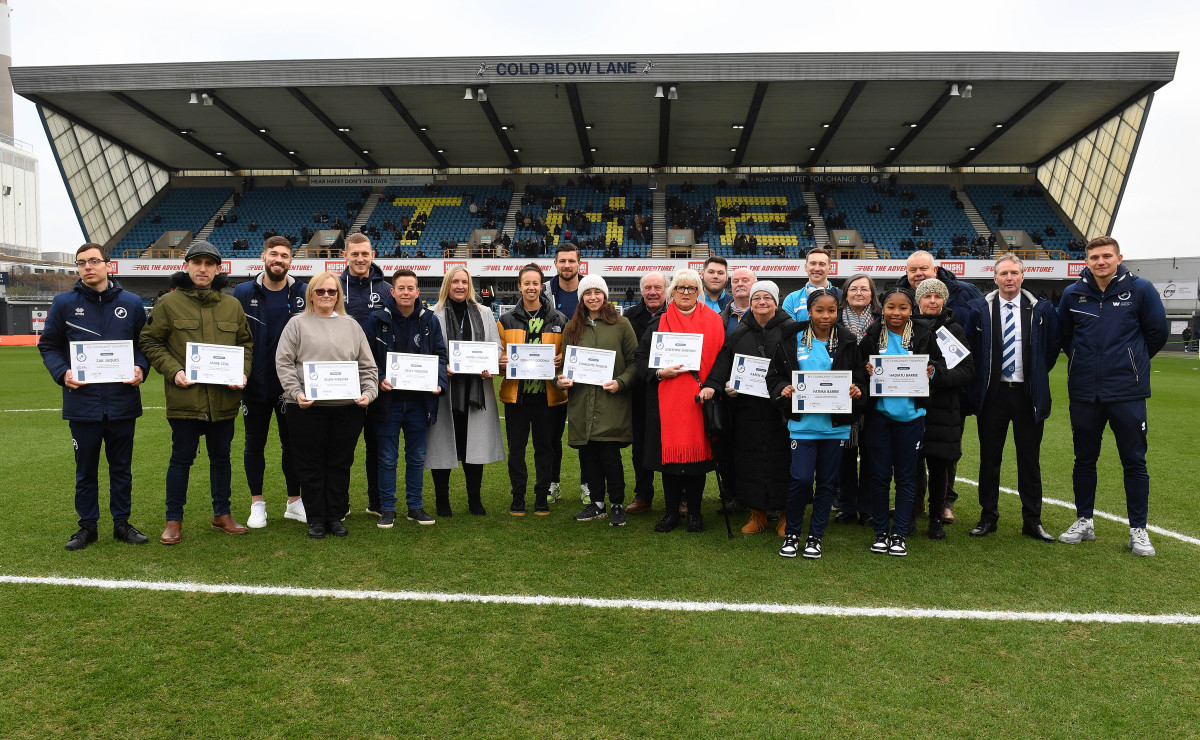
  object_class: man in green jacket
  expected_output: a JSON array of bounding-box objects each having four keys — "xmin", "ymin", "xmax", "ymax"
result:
[{"xmin": 141, "ymin": 241, "xmax": 254, "ymax": 545}]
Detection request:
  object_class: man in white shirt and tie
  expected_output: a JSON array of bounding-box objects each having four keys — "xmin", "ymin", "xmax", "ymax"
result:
[{"xmin": 963, "ymin": 253, "xmax": 1060, "ymax": 542}]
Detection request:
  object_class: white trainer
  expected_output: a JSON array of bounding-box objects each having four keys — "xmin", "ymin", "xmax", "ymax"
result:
[
  {"xmin": 1128, "ymin": 527, "xmax": 1156, "ymax": 557},
  {"xmin": 1058, "ymin": 517, "xmax": 1095, "ymax": 544},
  {"xmin": 580, "ymin": 483, "xmax": 591, "ymax": 505},
  {"xmin": 247, "ymin": 500, "xmax": 267, "ymax": 529},
  {"xmin": 284, "ymin": 498, "xmax": 307, "ymax": 524}
]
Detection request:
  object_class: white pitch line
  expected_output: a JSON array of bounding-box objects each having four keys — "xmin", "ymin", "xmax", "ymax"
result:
[
  {"xmin": 955, "ymin": 476, "xmax": 1200, "ymax": 548},
  {"xmin": 0, "ymin": 406, "xmax": 165, "ymax": 413},
  {"xmin": 1, "ymin": 574, "xmax": 1198, "ymax": 625}
]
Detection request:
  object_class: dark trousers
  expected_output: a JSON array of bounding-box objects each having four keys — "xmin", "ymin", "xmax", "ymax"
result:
[
  {"xmin": 165, "ymin": 418, "xmax": 236, "ymax": 521},
  {"xmin": 505, "ymin": 402, "xmax": 558, "ymax": 501},
  {"xmin": 1069, "ymin": 398, "xmax": 1150, "ymax": 528},
  {"xmin": 548, "ymin": 404, "xmax": 568, "ymax": 482},
  {"xmin": 69, "ymin": 418, "xmax": 135, "ymax": 528},
  {"xmin": 976, "ymin": 383, "xmax": 1044, "ymax": 525},
  {"xmin": 630, "ymin": 406, "xmax": 656, "ymax": 502},
  {"xmin": 864, "ymin": 412, "xmax": 925, "ymax": 536},
  {"xmin": 923, "ymin": 455, "xmax": 953, "ymax": 523},
  {"xmin": 362, "ymin": 415, "xmax": 380, "ymax": 510},
  {"xmin": 786, "ymin": 438, "xmax": 843, "ymax": 539},
  {"xmin": 287, "ymin": 403, "xmax": 365, "ymax": 525},
  {"xmin": 663, "ymin": 472, "xmax": 706, "ymax": 514},
  {"xmin": 432, "ymin": 409, "xmax": 485, "ymax": 509},
  {"xmin": 579, "ymin": 441, "xmax": 626, "ymax": 506},
  {"xmin": 242, "ymin": 400, "xmax": 299, "ymax": 500},
  {"xmin": 836, "ymin": 434, "xmax": 868, "ymax": 516}
]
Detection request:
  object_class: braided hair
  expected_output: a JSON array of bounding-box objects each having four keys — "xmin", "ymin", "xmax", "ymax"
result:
[
  {"xmin": 876, "ymin": 286, "xmax": 915, "ymax": 352},
  {"xmin": 801, "ymin": 287, "xmax": 840, "ymax": 352}
]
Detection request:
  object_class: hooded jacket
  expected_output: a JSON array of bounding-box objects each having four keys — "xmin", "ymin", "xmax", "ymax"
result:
[
  {"xmin": 912, "ymin": 309, "xmax": 975, "ymax": 460},
  {"xmin": 39, "ymin": 278, "xmax": 149, "ymax": 422},
  {"xmin": 232, "ymin": 273, "xmax": 307, "ymax": 405},
  {"xmin": 497, "ymin": 297, "xmax": 569, "ymax": 407},
  {"xmin": 340, "ymin": 262, "xmax": 394, "ymax": 329},
  {"xmin": 963, "ymin": 288, "xmax": 1059, "ymax": 423},
  {"xmin": 1058, "ymin": 264, "xmax": 1167, "ymax": 403},
  {"xmin": 140, "ymin": 272, "xmax": 253, "ymax": 421},
  {"xmin": 766, "ymin": 321, "xmax": 867, "ymax": 428},
  {"xmin": 364, "ymin": 301, "xmax": 449, "ymax": 422}
]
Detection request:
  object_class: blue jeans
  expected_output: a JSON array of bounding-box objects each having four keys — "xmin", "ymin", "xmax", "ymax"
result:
[
  {"xmin": 376, "ymin": 401, "xmax": 430, "ymax": 512},
  {"xmin": 165, "ymin": 418, "xmax": 235, "ymax": 521},
  {"xmin": 786, "ymin": 438, "xmax": 844, "ymax": 539},
  {"xmin": 1069, "ymin": 399, "xmax": 1150, "ymax": 528},
  {"xmin": 69, "ymin": 419, "xmax": 136, "ymax": 528},
  {"xmin": 864, "ymin": 412, "xmax": 925, "ymax": 537}
]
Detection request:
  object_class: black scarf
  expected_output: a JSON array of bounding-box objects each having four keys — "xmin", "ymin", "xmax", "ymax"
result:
[{"xmin": 446, "ymin": 299, "xmax": 488, "ymax": 414}]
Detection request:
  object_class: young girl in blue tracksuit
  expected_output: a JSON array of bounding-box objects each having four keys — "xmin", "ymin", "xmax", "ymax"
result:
[
  {"xmin": 768, "ymin": 289, "xmax": 866, "ymax": 560},
  {"xmin": 858, "ymin": 286, "xmax": 938, "ymax": 558}
]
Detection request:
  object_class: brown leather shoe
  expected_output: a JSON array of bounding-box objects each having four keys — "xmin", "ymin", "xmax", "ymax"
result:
[
  {"xmin": 678, "ymin": 500, "xmax": 688, "ymax": 515},
  {"xmin": 942, "ymin": 507, "xmax": 955, "ymax": 523},
  {"xmin": 625, "ymin": 498, "xmax": 651, "ymax": 515},
  {"xmin": 161, "ymin": 520, "xmax": 182, "ymax": 545},
  {"xmin": 211, "ymin": 514, "xmax": 249, "ymax": 535}
]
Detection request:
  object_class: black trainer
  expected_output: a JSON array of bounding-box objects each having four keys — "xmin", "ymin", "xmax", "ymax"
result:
[
  {"xmin": 574, "ymin": 502, "xmax": 607, "ymax": 521},
  {"xmin": 609, "ymin": 504, "xmax": 626, "ymax": 527},
  {"xmin": 377, "ymin": 511, "xmax": 396, "ymax": 529},
  {"xmin": 928, "ymin": 519, "xmax": 946, "ymax": 540},
  {"xmin": 113, "ymin": 522, "xmax": 149, "ymax": 545},
  {"xmin": 533, "ymin": 494, "xmax": 550, "ymax": 516},
  {"xmin": 307, "ymin": 522, "xmax": 326, "ymax": 539},
  {"xmin": 654, "ymin": 512, "xmax": 680, "ymax": 533},
  {"xmin": 65, "ymin": 526, "xmax": 98, "ymax": 551},
  {"xmin": 407, "ymin": 508, "xmax": 435, "ymax": 525},
  {"xmin": 686, "ymin": 512, "xmax": 704, "ymax": 533},
  {"xmin": 327, "ymin": 520, "xmax": 348, "ymax": 537},
  {"xmin": 510, "ymin": 496, "xmax": 526, "ymax": 517},
  {"xmin": 870, "ymin": 533, "xmax": 890, "ymax": 554}
]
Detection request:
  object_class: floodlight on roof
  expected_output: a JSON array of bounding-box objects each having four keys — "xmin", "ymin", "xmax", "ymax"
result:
[
  {"xmin": 463, "ymin": 87, "xmax": 473, "ymax": 101},
  {"xmin": 477, "ymin": 88, "xmax": 488, "ymax": 102},
  {"xmin": 667, "ymin": 85, "xmax": 678, "ymax": 100},
  {"xmin": 949, "ymin": 84, "xmax": 961, "ymax": 97},
  {"xmin": 654, "ymin": 85, "xmax": 664, "ymax": 98},
  {"xmin": 201, "ymin": 93, "xmax": 213, "ymax": 106},
  {"xmin": 962, "ymin": 84, "xmax": 973, "ymax": 99},
  {"xmin": 188, "ymin": 92, "xmax": 199, "ymax": 104}
]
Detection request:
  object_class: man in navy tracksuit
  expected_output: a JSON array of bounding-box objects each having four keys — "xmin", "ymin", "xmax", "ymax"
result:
[
  {"xmin": 963, "ymin": 253, "xmax": 1059, "ymax": 542},
  {"xmin": 233, "ymin": 235, "xmax": 308, "ymax": 529},
  {"xmin": 1056, "ymin": 236, "xmax": 1166, "ymax": 556},
  {"xmin": 365, "ymin": 269, "xmax": 448, "ymax": 528},
  {"xmin": 39, "ymin": 243, "xmax": 151, "ymax": 550},
  {"xmin": 339, "ymin": 233, "xmax": 395, "ymax": 517}
]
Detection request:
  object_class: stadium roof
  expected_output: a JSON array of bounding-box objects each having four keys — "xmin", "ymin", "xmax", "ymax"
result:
[{"xmin": 11, "ymin": 51, "xmax": 1177, "ymax": 173}]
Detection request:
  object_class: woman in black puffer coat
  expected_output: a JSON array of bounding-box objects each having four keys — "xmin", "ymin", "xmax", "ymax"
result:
[{"xmin": 913, "ymin": 278, "xmax": 974, "ymax": 539}]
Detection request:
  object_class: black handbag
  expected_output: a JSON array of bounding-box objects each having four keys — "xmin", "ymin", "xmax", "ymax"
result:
[{"xmin": 694, "ymin": 372, "xmax": 731, "ymax": 437}]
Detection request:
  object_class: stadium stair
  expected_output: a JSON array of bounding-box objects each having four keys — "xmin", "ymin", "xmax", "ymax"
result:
[
  {"xmin": 957, "ymin": 191, "xmax": 992, "ymax": 238},
  {"xmin": 652, "ymin": 190, "xmax": 666, "ymax": 253},
  {"xmin": 195, "ymin": 193, "xmax": 238, "ymax": 242},
  {"xmin": 350, "ymin": 192, "xmax": 381, "ymax": 233},
  {"xmin": 802, "ymin": 192, "xmax": 829, "ymax": 248},
  {"xmin": 501, "ymin": 189, "xmax": 522, "ymax": 237}
]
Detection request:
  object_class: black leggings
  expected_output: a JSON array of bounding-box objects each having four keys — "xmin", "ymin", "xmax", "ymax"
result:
[{"xmin": 662, "ymin": 473, "xmax": 705, "ymax": 515}]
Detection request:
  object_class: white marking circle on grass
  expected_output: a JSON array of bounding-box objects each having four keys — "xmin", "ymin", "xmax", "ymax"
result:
[
  {"xmin": 1, "ymin": 574, "xmax": 1198, "ymax": 625},
  {"xmin": 955, "ymin": 476, "xmax": 1200, "ymax": 548}
]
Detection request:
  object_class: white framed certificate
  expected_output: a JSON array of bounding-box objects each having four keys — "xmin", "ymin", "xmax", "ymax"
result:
[
  {"xmin": 730, "ymin": 353, "xmax": 770, "ymax": 398},
  {"xmin": 386, "ymin": 352, "xmax": 440, "ymax": 392},
  {"xmin": 869, "ymin": 354, "xmax": 929, "ymax": 397},
  {"xmin": 649, "ymin": 332, "xmax": 703, "ymax": 371},
  {"xmin": 70, "ymin": 340, "xmax": 135, "ymax": 384},
  {"xmin": 563, "ymin": 345, "xmax": 616, "ymax": 386},
  {"xmin": 186, "ymin": 343, "xmax": 245, "ymax": 386},
  {"xmin": 505, "ymin": 343, "xmax": 556, "ymax": 380},
  {"xmin": 792, "ymin": 371, "xmax": 852, "ymax": 413},
  {"xmin": 449, "ymin": 340, "xmax": 500, "ymax": 375},
  {"xmin": 934, "ymin": 326, "xmax": 970, "ymax": 370},
  {"xmin": 303, "ymin": 361, "xmax": 362, "ymax": 401}
]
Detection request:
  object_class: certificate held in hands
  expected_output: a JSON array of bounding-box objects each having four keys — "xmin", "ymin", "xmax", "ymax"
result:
[
  {"xmin": 792, "ymin": 371, "xmax": 852, "ymax": 413},
  {"xmin": 304, "ymin": 361, "xmax": 362, "ymax": 400},
  {"xmin": 649, "ymin": 332, "xmax": 703, "ymax": 371},
  {"xmin": 730, "ymin": 353, "xmax": 770, "ymax": 398},
  {"xmin": 186, "ymin": 342, "xmax": 245, "ymax": 386},
  {"xmin": 869, "ymin": 354, "xmax": 930, "ymax": 397},
  {"xmin": 563, "ymin": 345, "xmax": 616, "ymax": 386},
  {"xmin": 506, "ymin": 343, "xmax": 556, "ymax": 380},
  {"xmin": 386, "ymin": 352, "xmax": 440, "ymax": 392},
  {"xmin": 449, "ymin": 340, "xmax": 499, "ymax": 375},
  {"xmin": 71, "ymin": 340, "xmax": 136, "ymax": 384}
]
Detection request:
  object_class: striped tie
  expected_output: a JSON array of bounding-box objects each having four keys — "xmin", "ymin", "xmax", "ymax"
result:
[{"xmin": 1001, "ymin": 302, "xmax": 1016, "ymax": 378}]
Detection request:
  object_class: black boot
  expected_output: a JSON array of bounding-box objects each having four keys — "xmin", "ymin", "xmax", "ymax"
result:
[
  {"xmin": 928, "ymin": 517, "xmax": 946, "ymax": 540},
  {"xmin": 467, "ymin": 490, "xmax": 487, "ymax": 516}
]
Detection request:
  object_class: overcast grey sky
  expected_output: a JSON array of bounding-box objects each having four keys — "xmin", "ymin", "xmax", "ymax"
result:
[{"xmin": 9, "ymin": 0, "xmax": 1196, "ymax": 258}]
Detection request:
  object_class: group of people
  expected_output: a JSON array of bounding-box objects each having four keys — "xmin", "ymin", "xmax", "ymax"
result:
[{"xmin": 40, "ymin": 233, "xmax": 1167, "ymax": 560}]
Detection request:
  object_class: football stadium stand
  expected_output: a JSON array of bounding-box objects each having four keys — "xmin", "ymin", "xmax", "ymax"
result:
[{"xmin": 115, "ymin": 187, "xmax": 233, "ymax": 257}]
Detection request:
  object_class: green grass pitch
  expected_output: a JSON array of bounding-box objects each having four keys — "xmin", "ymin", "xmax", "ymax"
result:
[{"xmin": 1, "ymin": 346, "xmax": 1199, "ymax": 738}]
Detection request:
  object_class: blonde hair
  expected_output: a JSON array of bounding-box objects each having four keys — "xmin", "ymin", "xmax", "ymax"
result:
[
  {"xmin": 667, "ymin": 268, "xmax": 702, "ymax": 295},
  {"xmin": 435, "ymin": 265, "xmax": 479, "ymax": 311},
  {"xmin": 304, "ymin": 272, "xmax": 347, "ymax": 316}
]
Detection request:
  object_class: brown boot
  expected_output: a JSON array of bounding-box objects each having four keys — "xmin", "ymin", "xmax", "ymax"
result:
[
  {"xmin": 776, "ymin": 514, "xmax": 787, "ymax": 537},
  {"xmin": 741, "ymin": 509, "xmax": 768, "ymax": 534},
  {"xmin": 211, "ymin": 514, "xmax": 249, "ymax": 535},
  {"xmin": 161, "ymin": 520, "xmax": 182, "ymax": 545}
]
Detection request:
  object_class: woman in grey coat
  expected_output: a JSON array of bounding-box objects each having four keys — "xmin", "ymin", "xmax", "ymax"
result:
[{"xmin": 426, "ymin": 266, "xmax": 505, "ymax": 515}]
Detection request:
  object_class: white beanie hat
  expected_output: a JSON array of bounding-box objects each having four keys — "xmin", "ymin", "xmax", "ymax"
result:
[
  {"xmin": 577, "ymin": 274, "xmax": 609, "ymax": 299},
  {"xmin": 749, "ymin": 280, "xmax": 780, "ymax": 305}
]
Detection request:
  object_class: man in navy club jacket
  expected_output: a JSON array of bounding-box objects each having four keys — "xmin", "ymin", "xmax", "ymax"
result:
[
  {"xmin": 233, "ymin": 235, "xmax": 308, "ymax": 529},
  {"xmin": 40, "ymin": 243, "xmax": 151, "ymax": 550},
  {"xmin": 1056, "ymin": 236, "xmax": 1167, "ymax": 556}
]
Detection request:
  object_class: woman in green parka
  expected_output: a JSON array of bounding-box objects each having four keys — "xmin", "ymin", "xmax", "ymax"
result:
[{"xmin": 555, "ymin": 275, "xmax": 639, "ymax": 527}]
